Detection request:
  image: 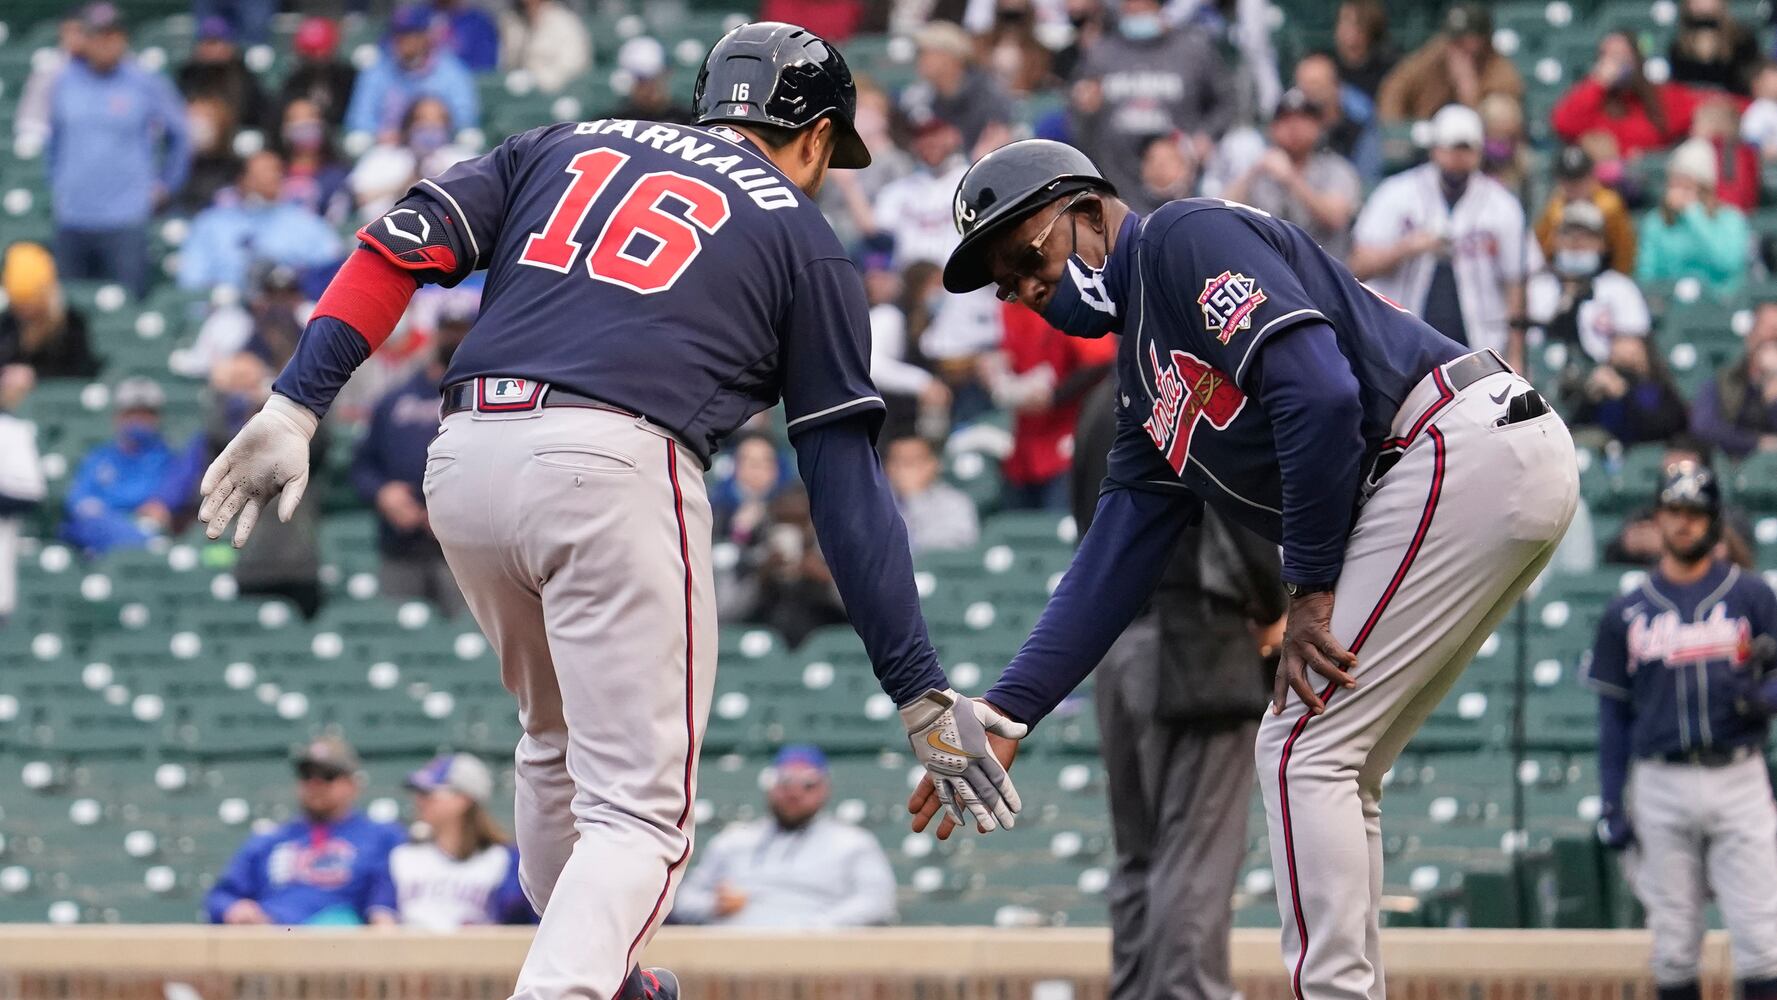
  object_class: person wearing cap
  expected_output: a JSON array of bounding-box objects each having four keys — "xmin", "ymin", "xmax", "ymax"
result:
[
  {"xmin": 46, "ymin": 2, "xmax": 191, "ymax": 300},
  {"xmin": 1375, "ymin": 3, "xmax": 1522, "ymax": 125},
  {"xmin": 871, "ymin": 117, "xmax": 969, "ymax": 268},
  {"xmin": 500, "ymin": 0, "xmax": 592, "ymax": 96},
  {"xmin": 1220, "ymin": 88, "xmax": 1361, "ymax": 261},
  {"xmin": 671, "ymin": 745, "xmax": 896, "ymax": 928},
  {"xmin": 61, "ymin": 377, "xmax": 180, "ymax": 556},
  {"xmin": 1553, "ymin": 31, "xmax": 1696, "ymax": 158},
  {"xmin": 1535, "ymin": 146, "xmax": 1638, "ymax": 276},
  {"xmin": 1636, "ymin": 136, "xmax": 1750, "ymax": 298},
  {"xmin": 177, "ymin": 15, "xmax": 271, "ymax": 137},
  {"xmin": 901, "ymin": 21, "xmax": 1016, "ymax": 160},
  {"xmin": 1693, "ymin": 302, "xmax": 1777, "ymax": 459},
  {"xmin": 179, "ymin": 151, "xmax": 344, "ymax": 295},
  {"xmin": 1583, "ymin": 461, "xmax": 1777, "ymax": 1000},
  {"xmin": 609, "ymin": 36, "xmax": 695, "ymax": 126},
  {"xmin": 206, "ymin": 737, "xmax": 404, "ymax": 927},
  {"xmin": 1351, "ymin": 104, "xmax": 1535, "ymax": 368},
  {"xmin": 0, "ymin": 242, "xmax": 100, "ymax": 379},
  {"xmin": 389, "ymin": 753, "xmax": 536, "ymax": 929},
  {"xmin": 344, "ymin": 4, "xmax": 478, "ymax": 141},
  {"xmin": 1526, "ymin": 200, "xmax": 1651, "ymax": 368},
  {"xmin": 278, "ymin": 17, "xmax": 358, "ymax": 128},
  {"xmin": 350, "ymin": 304, "xmax": 473, "ymax": 619}
]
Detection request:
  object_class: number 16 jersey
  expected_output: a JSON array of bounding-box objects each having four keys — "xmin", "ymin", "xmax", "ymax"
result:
[{"xmin": 419, "ymin": 117, "xmax": 884, "ymax": 463}]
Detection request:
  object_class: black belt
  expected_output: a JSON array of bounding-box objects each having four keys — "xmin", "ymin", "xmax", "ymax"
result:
[
  {"xmin": 440, "ymin": 379, "xmax": 639, "ymax": 419},
  {"xmin": 1442, "ymin": 350, "xmax": 1510, "ymax": 391},
  {"xmin": 1652, "ymin": 745, "xmax": 1757, "ymax": 768}
]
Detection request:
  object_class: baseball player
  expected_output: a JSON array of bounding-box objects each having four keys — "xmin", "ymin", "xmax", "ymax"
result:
[
  {"xmin": 1583, "ymin": 463, "xmax": 1777, "ymax": 1000},
  {"xmin": 196, "ymin": 22, "xmax": 1024, "ymax": 1000},
  {"xmin": 914, "ymin": 139, "xmax": 1580, "ymax": 999}
]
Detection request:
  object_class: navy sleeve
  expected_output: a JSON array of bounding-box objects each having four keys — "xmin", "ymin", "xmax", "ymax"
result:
[
  {"xmin": 409, "ymin": 128, "xmax": 547, "ymax": 273},
  {"xmin": 1580, "ymin": 602, "xmax": 1632, "ymax": 701},
  {"xmin": 1583, "ymin": 603, "xmax": 1634, "ymax": 811},
  {"xmin": 1103, "ymin": 397, "xmax": 1195, "ymax": 496},
  {"xmin": 1597, "ymin": 694, "xmax": 1634, "ymax": 815},
  {"xmin": 271, "ymin": 315, "xmax": 373, "ymax": 416},
  {"xmin": 984, "ymin": 485, "xmax": 1197, "ymax": 725},
  {"xmin": 780, "ymin": 257, "xmax": 886, "ymax": 437},
  {"xmin": 792, "ymin": 417, "xmax": 948, "ymax": 704},
  {"xmin": 1250, "ymin": 322, "xmax": 1365, "ymax": 585},
  {"xmin": 1151, "ymin": 206, "xmax": 1329, "ymax": 392}
]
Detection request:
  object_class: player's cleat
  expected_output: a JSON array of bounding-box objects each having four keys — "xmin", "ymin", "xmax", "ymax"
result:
[{"xmin": 617, "ymin": 966, "xmax": 679, "ymax": 1000}]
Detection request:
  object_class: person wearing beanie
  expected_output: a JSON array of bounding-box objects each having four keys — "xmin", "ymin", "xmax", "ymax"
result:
[
  {"xmin": 1637, "ymin": 136, "xmax": 1750, "ymax": 297},
  {"xmin": 0, "ymin": 242, "xmax": 100, "ymax": 378}
]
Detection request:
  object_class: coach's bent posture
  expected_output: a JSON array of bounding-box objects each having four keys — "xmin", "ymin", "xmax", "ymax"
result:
[{"xmin": 911, "ymin": 140, "xmax": 1581, "ymax": 999}]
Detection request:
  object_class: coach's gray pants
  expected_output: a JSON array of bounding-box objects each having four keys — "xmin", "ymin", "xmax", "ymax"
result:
[{"xmin": 425, "ymin": 406, "xmax": 716, "ymax": 1000}]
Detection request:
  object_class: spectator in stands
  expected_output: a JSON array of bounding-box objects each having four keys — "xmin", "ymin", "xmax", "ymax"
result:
[
  {"xmin": 1069, "ymin": 0, "xmax": 1233, "ymax": 205},
  {"xmin": 1293, "ymin": 52, "xmax": 1381, "ymax": 187},
  {"xmin": 1375, "ymin": 4, "xmax": 1522, "ymax": 125},
  {"xmin": 1667, "ymin": 0, "xmax": 1761, "ymax": 97},
  {"xmin": 1553, "ymin": 31, "xmax": 1694, "ymax": 158},
  {"xmin": 172, "ymin": 262, "xmax": 306, "ymax": 379},
  {"xmin": 61, "ymin": 378, "xmax": 176, "ymax": 557},
  {"xmin": 1050, "ymin": 0, "xmax": 1106, "ymax": 83},
  {"xmin": 1219, "ymin": 88, "xmax": 1361, "ymax": 260},
  {"xmin": 192, "ymin": 0, "xmax": 273, "ymax": 47},
  {"xmin": 179, "ymin": 151, "xmax": 343, "ymax": 294},
  {"xmin": 1528, "ymin": 201, "xmax": 1652, "ymax": 370},
  {"xmin": 345, "ymin": 4, "xmax": 479, "ymax": 142},
  {"xmin": 278, "ymin": 98, "xmax": 354, "ymax": 224},
  {"xmin": 392, "ymin": 754, "xmax": 536, "ymax": 929},
  {"xmin": 901, "ymin": 21, "xmax": 1015, "ymax": 160},
  {"xmin": 1739, "ymin": 62, "xmax": 1777, "ymax": 157},
  {"xmin": 824, "ymin": 79, "xmax": 915, "ymax": 248},
  {"xmin": 672, "ymin": 745, "xmax": 896, "ymax": 928},
  {"xmin": 499, "ymin": 0, "xmax": 591, "ymax": 95},
  {"xmin": 350, "ymin": 96, "xmax": 478, "ymax": 222},
  {"xmin": 206, "ymin": 737, "xmax": 403, "ymax": 927},
  {"xmin": 1637, "ymin": 138, "xmax": 1749, "ymax": 298},
  {"xmin": 13, "ymin": 14, "xmax": 83, "ymax": 157},
  {"xmin": 732, "ymin": 489, "xmax": 850, "ymax": 647},
  {"xmin": 1692, "ymin": 302, "xmax": 1777, "ymax": 458},
  {"xmin": 710, "ymin": 432, "xmax": 789, "ymax": 553},
  {"xmin": 47, "ymin": 3, "xmax": 190, "ymax": 300},
  {"xmin": 607, "ymin": 36, "xmax": 694, "ymax": 126},
  {"xmin": 1569, "ymin": 334, "xmax": 1690, "ymax": 446},
  {"xmin": 1480, "ymin": 93, "xmax": 1530, "ymax": 193},
  {"xmin": 350, "ymin": 304, "xmax": 472, "ymax": 619},
  {"xmin": 861, "ymin": 242, "xmax": 948, "ymax": 442},
  {"xmin": 176, "ymin": 95, "xmax": 246, "ymax": 216},
  {"xmin": 1127, "ymin": 132, "xmax": 1199, "ymax": 214},
  {"xmin": 427, "ymin": 0, "xmax": 501, "ymax": 73},
  {"xmin": 177, "ymin": 16, "xmax": 271, "ymax": 136},
  {"xmin": 278, "ymin": 17, "xmax": 357, "ymax": 129},
  {"xmin": 1536, "ymin": 146, "xmax": 1638, "ymax": 276},
  {"xmin": 1691, "ymin": 95, "xmax": 1761, "ymax": 212},
  {"xmin": 0, "ymin": 364, "xmax": 45, "ymax": 627},
  {"xmin": 1606, "ymin": 436, "xmax": 1756, "ymax": 566},
  {"xmin": 872, "ymin": 118, "xmax": 968, "ymax": 267},
  {"xmin": 1351, "ymin": 105, "xmax": 1533, "ymax": 369},
  {"xmin": 986, "ymin": 300, "xmax": 1117, "ymax": 511},
  {"xmin": 885, "ymin": 436, "xmax": 978, "ymax": 553},
  {"xmin": 976, "ymin": 0, "xmax": 1055, "ymax": 97},
  {"xmin": 1331, "ymin": 0, "xmax": 1395, "ymax": 101},
  {"xmin": 0, "ymin": 242, "xmax": 100, "ymax": 378}
]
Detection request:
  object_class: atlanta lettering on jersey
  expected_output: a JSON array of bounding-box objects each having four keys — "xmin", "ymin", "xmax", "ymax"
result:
[
  {"xmin": 1626, "ymin": 603, "xmax": 1754, "ymax": 670},
  {"xmin": 575, "ymin": 119, "xmax": 798, "ymax": 211},
  {"xmin": 1140, "ymin": 342, "xmax": 1246, "ymax": 472}
]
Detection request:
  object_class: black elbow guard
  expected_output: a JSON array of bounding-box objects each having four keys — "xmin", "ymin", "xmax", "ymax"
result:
[{"xmin": 356, "ymin": 195, "xmax": 476, "ymax": 287}]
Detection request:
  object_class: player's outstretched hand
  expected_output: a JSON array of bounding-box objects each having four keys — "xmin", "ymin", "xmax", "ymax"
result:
[
  {"xmin": 198, "ymin": 394, "xmax": 319, "ymax": 548},
  {"xmin": 1596, "ymin": 808, "xmax": 1635, "ymax": 851},
  {"xmin": 1272, "ymin": 591, "xmax": 1359, "ymax": 716},
  {"xmin": 900, "ymin": 689, "xmax": 1027, "ymax": 834},
  {"xmin": 909, "ymin": 729, "xmax": 1021, "ymax": 840}
]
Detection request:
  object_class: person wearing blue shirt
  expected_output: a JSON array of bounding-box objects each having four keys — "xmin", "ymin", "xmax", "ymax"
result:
[
  {"xmin": 206, "ymin": 736, "xmax": 404, "ymax": 926},
  {"xmin": 46, "ymin": 4, "xmax": 191, "ymax": 299},
  {"xmin": 178, "ymin": 151, "xmax": 345, "ymax": 294},
  {"xmin": 431, "ymin": 0, "xmax": 501, "ymax": 72},
  {"xmin": 1583, "ymin": 463, "xmax": 1777, "ymax": 1000},
  {"xmin": 62, "ymin": 377, "xmax": 178, "ymax": 556},
  {"xmin": 345, "ymin": 5, "xmax": 479, "ymax": 140}
]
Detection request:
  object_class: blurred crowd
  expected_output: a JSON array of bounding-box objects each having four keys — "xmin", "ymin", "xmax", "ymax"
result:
[{"xmin": 2, "ymin": 0, "xmax": 1777, "ymax": 632}]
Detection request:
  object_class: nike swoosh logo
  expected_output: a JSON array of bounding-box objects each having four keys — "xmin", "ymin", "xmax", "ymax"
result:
[
  {"xmin": 927, "ymin": 731, "xmax": 982, "ymax": 759},
  {"xmin": 1489, "ymin": 387, "xmax": 1510, "ymax": 405}
]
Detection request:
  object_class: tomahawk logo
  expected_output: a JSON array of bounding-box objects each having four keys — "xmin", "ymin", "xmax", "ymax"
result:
[
  {"xmin": 1141, "ymin": 344, "xmax": 1246, "ymax": 472},
  {"xmin": 1197, "ymin": 270, "xmax": 1267, "ymax": 344}
]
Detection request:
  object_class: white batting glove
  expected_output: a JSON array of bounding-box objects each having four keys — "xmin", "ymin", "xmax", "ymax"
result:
[
  {"xmin": 198, "ymin": 394, "xmax": 319, "ymax": 548},
  {"xmin": 901, "ymin": 688, "xmax": 1027, "ymax": 832}
]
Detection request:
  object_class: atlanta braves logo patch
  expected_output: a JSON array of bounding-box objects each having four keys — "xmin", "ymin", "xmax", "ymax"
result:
[{"xmin": 1197, "ymin": 270, "xmax": 1267, "ymax": 344}]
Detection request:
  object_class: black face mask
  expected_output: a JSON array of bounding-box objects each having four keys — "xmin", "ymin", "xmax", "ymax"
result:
[
  {"xmin": 1439, "ymin": 168, "xmax": 1471, "ymax": 200},
  {"xmin": 1682, "ymin": 14, "xmax": 1722, "ymax": 29},
  {"xmin": 1068, "ymin": 12, "xmax": 1095, "ymax": 28},
  {"xmin": 996, "ymin": 7, "xmax": 1031, "ymax": 25}
]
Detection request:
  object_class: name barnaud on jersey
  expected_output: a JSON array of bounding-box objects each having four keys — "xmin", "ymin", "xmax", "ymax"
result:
[{"xmin": 573, "ymin": 118, "xmax": 801, "ymax": 210}]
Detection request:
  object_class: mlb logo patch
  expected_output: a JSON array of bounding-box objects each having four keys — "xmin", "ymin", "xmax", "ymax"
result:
[
  {"xmin": 477, "ymin": 377, "xmax": 546, "ymax": 412},
  {"xmin": 1197, "ymin": 271, "xmax": 1267, "ymax": 345}
]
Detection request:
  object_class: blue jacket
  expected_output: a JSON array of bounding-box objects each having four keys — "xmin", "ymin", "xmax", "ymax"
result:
[
  {"xmin": 47, "ymin": 57, "xmax": 190, "ymax": 228},
  {"xmin": 437, "ymin": 7, "xmax": 501, "ymax": 72},
  {"xmin": 345, "ymin": 49, "xmax": 479, "ymax": 136},
  {"xmin": 177, "ymin": 196, "xmax": 344, "ymax": 292},
  {"xmin": 205, "ymin": 812, "xmax": 404, "ymax": 925},
  {"xmin": 64, "ymin": 433, "xmax": 177, "ymax": 523},
  {"xmin": 350, "ymin": 366, "xmax": 445, "ymax": 554}
]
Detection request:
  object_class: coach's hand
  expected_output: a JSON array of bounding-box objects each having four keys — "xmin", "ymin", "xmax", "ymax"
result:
[
  {"xmin": 901, "ymin": 689, "xmax": 1026, "ymax": 834},
  {"xmin": 910, "ymin": 728, "xmax": 1020, "ymax": 840},
  {"xmin": 199, "ymin": 394, "xmax": 319, "ymax": 548},
  {"xmin": 1597, "ymin": 807, "xmax": 1635, "ymax": 851},
  {"xmin": 1272, "ymin": 591, "xmax": 1358, "ymax": 716}
]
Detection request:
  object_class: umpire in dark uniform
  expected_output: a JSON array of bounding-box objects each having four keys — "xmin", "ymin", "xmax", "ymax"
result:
[{"xmin": 1074, "ymin": 380, "xmax": 1285, "ymax": 1000}]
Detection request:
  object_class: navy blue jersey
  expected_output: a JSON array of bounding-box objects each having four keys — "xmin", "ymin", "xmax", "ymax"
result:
[
  {"xmin": 1101, "ymin": 199, "xmax": 1466, "ymax": 543},
  {"xmin": 1582, "ymin": 562, "xmax": 1777, "ymax": 757},
  {"xmin": 411, "ymin": 119, "xmax": 883, "ymax": 461}
]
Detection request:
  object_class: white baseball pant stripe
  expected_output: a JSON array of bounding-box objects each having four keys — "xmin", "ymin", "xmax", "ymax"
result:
[
  {"xmin": 1256, "ymin": 357, "xmax": 1580, "ymax": 1000},
  {"xmin": 424, "ymin": 402, "xmax": 716, "ymax": 1000}
]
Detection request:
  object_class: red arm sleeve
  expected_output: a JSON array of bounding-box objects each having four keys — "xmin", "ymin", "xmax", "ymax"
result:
[{"xmin": 310, "ymin": 248, "xmax": 420, "ymax": 352}]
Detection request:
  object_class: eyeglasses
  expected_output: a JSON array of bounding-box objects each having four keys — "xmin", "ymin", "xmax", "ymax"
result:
[
  {"xmin": 774, "ymin": 777, "xmax": 825, "ymax": 792},
  {"xmin": 995, "ymin": 191, "xmax": 1088, "ymax": 303},
  {"xmin": 296, "ymin": 763, "xmax": 349, "ymax": 782}
]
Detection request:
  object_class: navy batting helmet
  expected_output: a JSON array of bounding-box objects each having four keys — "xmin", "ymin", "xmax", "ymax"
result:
[
  {"xmin": 942, "ymin": 139, "xmax": 1116, "ymax": 294},
  {"xmin": 693, "ymin": 21, "xmax": 870, "ymax": 170},
  {"xmin": 1657, "ymin": 460, "xmax": 1721, "ymax": 516}
]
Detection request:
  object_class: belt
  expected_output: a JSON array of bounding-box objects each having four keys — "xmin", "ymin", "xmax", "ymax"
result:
[
  {"xmin": 1442, "ymin": 349, "xmax": 1510, "ymax": 391},
  {"xmin": 440, "ymin": 378, "xmax": 638, "ymax": 419},
  {"xmin": 1652, "ymin": 745, "xmax": 1758, "ymax": 768}
]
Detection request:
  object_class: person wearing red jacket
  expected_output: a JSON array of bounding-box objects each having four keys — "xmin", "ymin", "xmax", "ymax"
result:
[
  {"xmin": 986, "ymin": 303, "xmax": 1117, "ymax": 511},
  {"xmin": 1554, "ymin": 31, "xmax": 1697, "ymax": 157}
]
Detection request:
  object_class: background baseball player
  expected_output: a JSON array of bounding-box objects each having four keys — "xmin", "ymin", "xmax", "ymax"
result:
[
  {"xmin": 1584, "ymin": 462, "xmax": 1777, "ymax": 1000},
  {"xmin": 195, "ymin": 21, "xmax": 1024, "ymax": 1000},
  {"xmin": 913, "ymin": 138, "xmax": 1581, "ymax": 1000}
]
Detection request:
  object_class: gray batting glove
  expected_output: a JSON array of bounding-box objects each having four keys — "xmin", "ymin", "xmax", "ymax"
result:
[
  {"xmin": 198, "ymin": 394, "xmax": 319, "ymax": 548},
  {"xmin": 900, "ymin": 688, "xmax": 1027, "ymax": 832}
]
